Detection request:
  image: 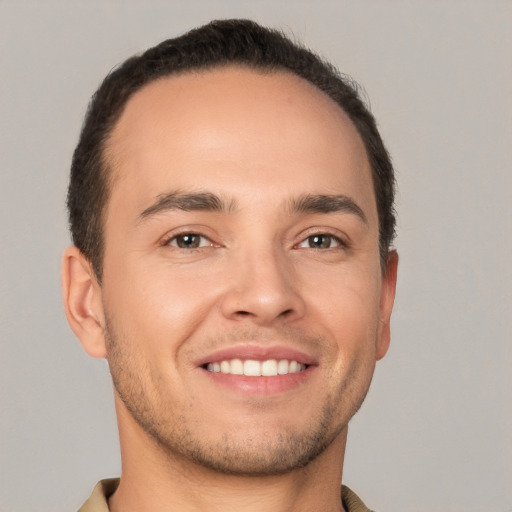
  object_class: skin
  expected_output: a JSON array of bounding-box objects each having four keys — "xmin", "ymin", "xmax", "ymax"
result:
[{"xmin": 63, "ymin": 67, "xmax": 398, "ymax": 512}]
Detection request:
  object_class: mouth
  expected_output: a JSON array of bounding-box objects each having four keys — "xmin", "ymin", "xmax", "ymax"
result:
[
  {"xmin": 203, "ymin": 358, "xmax": 308, "ymax": 377},
  {"xmin": 196, "ymin": 345, "xmax": 316, "ymax": 395}
]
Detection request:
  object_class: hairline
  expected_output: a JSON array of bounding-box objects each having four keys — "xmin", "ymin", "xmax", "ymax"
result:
[{"xmin": 95, "ymin": 64, "xmax": 391, "ymax": 281}]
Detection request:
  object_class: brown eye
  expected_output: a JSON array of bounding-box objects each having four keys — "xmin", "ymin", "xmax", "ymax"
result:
[
  {"xmin": 170, "ymin": 234, "xmax": 205, "ymax": 249},
  {"xmin": 298, "ymin": 234, "xmax": 341, "ymax": 249},
  {"xmin": 309, "ymin": 235, "xmax": 332, "ymax": 248}
]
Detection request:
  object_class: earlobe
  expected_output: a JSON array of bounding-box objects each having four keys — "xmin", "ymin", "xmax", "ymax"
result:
[
  {"xmin": 376, "ymin": 250, "xmax": 398, "ymax": 361},
  {"xmin": 61, "ymin": 246, "xmax": 107, "ymax": 358}
]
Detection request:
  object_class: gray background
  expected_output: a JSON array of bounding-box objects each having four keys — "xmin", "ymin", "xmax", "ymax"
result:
[{"xmin": 1, "ymin": 1, "xmax": 511, "ymax": 511}]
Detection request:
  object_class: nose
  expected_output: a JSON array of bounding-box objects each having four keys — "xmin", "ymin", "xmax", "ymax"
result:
[{"xmin": 220, "ymin": 246, "xmax": 306, "ymax": 326}]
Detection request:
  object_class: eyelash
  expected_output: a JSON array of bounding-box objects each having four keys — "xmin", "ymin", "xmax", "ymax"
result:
[
  {"xmin": 162, "ymin": 233, "xmax": 215, "ymax": 250},
  {"xmin": 296, "ymin": 233, "xmax": 346, "ymax": 250},
  {"xmin": 161, "ymin": 231, "xmax": 348, "ymax": 251}
]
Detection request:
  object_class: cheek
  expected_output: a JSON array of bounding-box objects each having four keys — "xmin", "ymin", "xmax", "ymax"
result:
[
  {"xmin": 103, "ymin": 257, "xmax": 224, "ymax": 350},
  {"xmin": 308, "ymin": 259, "xmax": 381, "ymax": 317},
  {"xmin": 307, "ymin": 265, "xmax": 382, "ymax": 355}
]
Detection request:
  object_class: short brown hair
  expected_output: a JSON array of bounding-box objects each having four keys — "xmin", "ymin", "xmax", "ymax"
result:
[{"xmin": 68, "ymin": 19, "xmax": 396, "ymax": 280}]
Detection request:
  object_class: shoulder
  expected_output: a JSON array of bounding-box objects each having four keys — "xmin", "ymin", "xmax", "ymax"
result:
[
  {"xmin": 341, "ymin": 484, "xmax": 376, "ymax": 512},
  {"xmin": 77, "ymin": 478, "xmax": 119, "ymax": 512}
]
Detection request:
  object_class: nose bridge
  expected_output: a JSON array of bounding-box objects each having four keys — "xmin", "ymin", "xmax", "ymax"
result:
[{"xmin": 221, "ymin": 239, "xmax": 304, "ymax": 324}]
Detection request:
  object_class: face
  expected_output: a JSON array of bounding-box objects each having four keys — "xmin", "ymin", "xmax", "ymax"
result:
[{"xmin": 95, "ymin": 67, "xmax": 397, "ymax": 475}]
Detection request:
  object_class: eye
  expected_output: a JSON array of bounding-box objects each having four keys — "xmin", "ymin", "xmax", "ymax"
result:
[
  {"xmin": 297, "ymin": 234, "xmax": 342, "ymax": 249},
  {"xmin": 167, "ymin": 233, "xmax": 211, "ymax": 249}
]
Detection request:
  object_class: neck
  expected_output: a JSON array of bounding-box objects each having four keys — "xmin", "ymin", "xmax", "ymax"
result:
[{"xmin": 109, "ymin": 400, "xmax": 348, "ymax": 512}]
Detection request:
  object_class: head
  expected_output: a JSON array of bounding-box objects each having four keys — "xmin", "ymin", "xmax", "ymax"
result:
[
  {"xmin": 67, "ymin": 19, "xmax": 395, "ymax": 282},
  {"xmin": 63, "ymin": 20, "xmax": 398, "ymax": 477}
]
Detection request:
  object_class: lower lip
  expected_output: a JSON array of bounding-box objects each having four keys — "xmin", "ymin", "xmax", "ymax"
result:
[{"xmin": 200, "ymin": 366, "xmax": 314, "ymax": 395}]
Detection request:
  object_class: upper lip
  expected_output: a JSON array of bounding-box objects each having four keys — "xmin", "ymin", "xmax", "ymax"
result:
[{"xmin": 195, "ymin": 344, "xmax": 318, "ymax": 367}]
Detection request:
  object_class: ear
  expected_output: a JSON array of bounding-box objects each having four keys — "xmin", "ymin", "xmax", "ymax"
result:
[
  {"xmin": 376, "ymin": 250, "xmax": 398, "ymax": 361},
  {"xmin": 61, "ymin": 246, "xmax": 107, "ymax": 358}
]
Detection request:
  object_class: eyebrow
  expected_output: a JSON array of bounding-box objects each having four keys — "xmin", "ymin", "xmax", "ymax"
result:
[
  {"xmin": 288, "ymin": 194, "xmax": 368, "ymax": 225},
  {"xmin": 138, "ymin": 191, "xmax": 367, "ymax": 225},
  {"xmin": 139, "ymin": 191, "xmax": 236, "ymax": 220}
]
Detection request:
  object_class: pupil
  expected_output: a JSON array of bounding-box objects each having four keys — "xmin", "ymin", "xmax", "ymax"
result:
[
  {"xmin": 178, "ymin": 234, "xmax": 199, "ymax": 248},
  {"xmin": 310, "ymin": 235, "xmax": 330, "ymax": 248}
]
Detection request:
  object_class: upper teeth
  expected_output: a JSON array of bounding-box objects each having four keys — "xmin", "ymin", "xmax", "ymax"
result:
[{"xmin": 206, "ymin": 359, "xmax": 306, "ymax": 377}]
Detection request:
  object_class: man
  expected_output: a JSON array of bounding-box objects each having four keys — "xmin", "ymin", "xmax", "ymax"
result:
[{"xmin": 62, "ymin": 19, "xmax": 398, "ymax": 512}]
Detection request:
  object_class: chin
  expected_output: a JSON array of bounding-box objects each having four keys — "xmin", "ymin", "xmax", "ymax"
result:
[{"xmin": 154, "ymin": 422, "xmax": 344, "ymax": 476}]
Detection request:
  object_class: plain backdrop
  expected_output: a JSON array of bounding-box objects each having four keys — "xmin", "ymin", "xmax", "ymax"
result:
[{"xmin": 1, "ymin": 1, "xmax": 511, "ymax": 511}]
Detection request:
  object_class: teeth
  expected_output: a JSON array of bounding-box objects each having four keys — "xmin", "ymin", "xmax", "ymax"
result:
[
  {"xmin": 230, "ymin": 358, "xmax": 244, "ymax": 375},
  {"xmin": 277, "ymin": 359, "xmax": 289, "ymax": 374},
  {"xmin": 244, "ymin": 359, "xmax": 261, "ymax": 376},
  {"xmin": 261, "ymin": 359, "xmax": 277, "ymax": 376},
  {"xmin": 206, "ymin": 359, "xmax": 306, "ymax": 376}
]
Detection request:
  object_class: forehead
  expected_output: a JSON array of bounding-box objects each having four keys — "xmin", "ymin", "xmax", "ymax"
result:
[{"xmin": 105, "ymin": 66, "xmax": 375, "ymax": 221}]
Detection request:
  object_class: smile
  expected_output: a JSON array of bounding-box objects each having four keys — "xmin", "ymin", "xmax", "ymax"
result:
[{"xmin": 205, "ymin": 359, "xmax": 307, "ymax": 377}]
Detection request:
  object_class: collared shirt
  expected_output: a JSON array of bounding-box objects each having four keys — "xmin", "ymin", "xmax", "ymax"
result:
[{"xmin": 78, "ymin": 478, "xmax": 374, "ymax": 512}]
